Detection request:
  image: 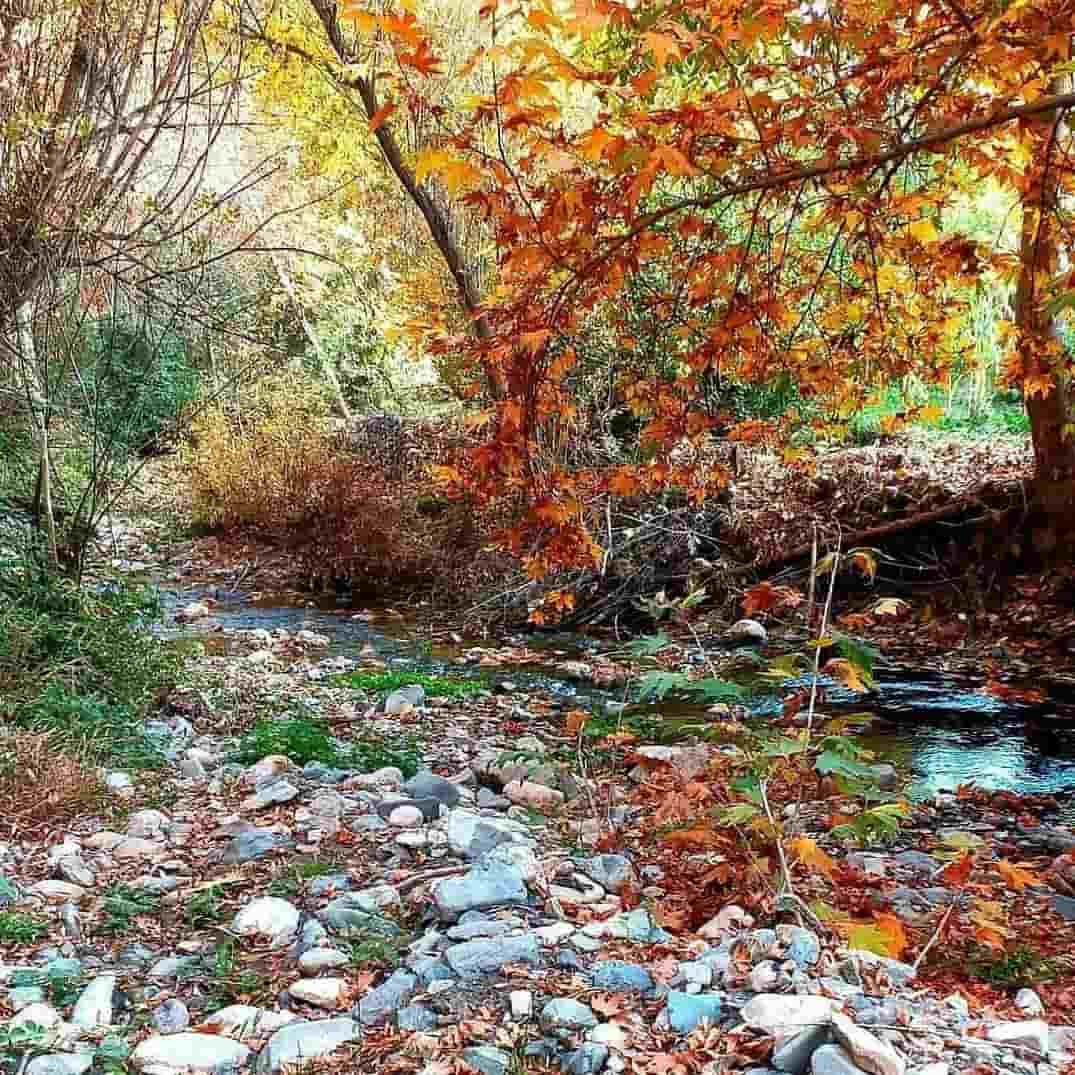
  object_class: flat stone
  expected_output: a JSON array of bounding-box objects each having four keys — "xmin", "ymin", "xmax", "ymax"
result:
[
  {"xmin": 231, "ymin": 896, "xmax": 300, "ymax": 948},
  {"xmin": 666, "ymin": 991, "xmax": 723, "ymax": 1033},
  {"xmin": 987, "ymin": 1020, "xmax": 1049, "ymax": 1055},
  {"xmin": 397, "ymin": 1004, "xmax": 438, "ymax": 1032},
  {"xmin": 320, "ymin": 895, "xmax": 401, "ymax": 938},
  {"xmin": 291, "ymin": 978, "xmax": 347, "ymax": 1010},
  {"xmin": 562, "ymin": 1044, "xmax": 609, "ymax": 1075},
  {"xmin": 131, "ymin": 1034, "xmax": 251, "ymax": 1075},
  {"xmin": 241, "ymin": 780, "xmax": 300, "ymax": 811},
  {"xmin": 444, "ymin": 933, "xmax": 541, "ymax": 979},
  {"xmin": 298, "ymin": 947, "xmax": 350, "ymax": 974},
  {"xmin": 113, "ymin": 838, "xmax": 165, "ymax": 860},
  {"xmin": 590, "ymin": 961, "xmax": 654, "ymax": 994},
  {"xmin": 433, "ymin": 862, "xmax": 527, "ymax": 920},
  {"xmin": 741, "ymin": 995, "xmax": 837, "ymax": 1042},
  {"xmin": 70, "ymin": 974, "xmax": 116, "ymax": 1027},
  {"xmin": 219, "ymin": 829, "xmax": 295, "ymax": 865},
  {"xmin": 461, "ymin": 1047, "xmax": 510, "ymax": 1075},
  {"xmin": 811, "ymin": 1046, "xmax": 869, "ymax": 1075},
  {"xmin": 541, "ymin": 998, "xmax": 598, "ymax": 1032},
  {"xmin": 26, "ymin": 1057, "xmax": 94, "ymax": 1075},
  {"xmin": 445, "ymin": 809, "xmax": 533, "ymax": 860},
  {"xmin": 256, "ymin": 1018, "xmax": 361, "ymax": 1072},
  {"xmin": 356, "ymin": 969, "xmax": 417, "ymax": 1026},
  {"xmin": 202, "ymin": 1006, "xmax": 299, "ymax": 1042},
  {"xmin": 403, "ymin": 772, "xmax": 462, "ymax": 807},
  {"xmin": 29, "ymin": 880, "xmax": 85, "ymax": 903},
  {"xmin": 831, "ymin": 1012, "xmax": 906, "ymax": 1075}
]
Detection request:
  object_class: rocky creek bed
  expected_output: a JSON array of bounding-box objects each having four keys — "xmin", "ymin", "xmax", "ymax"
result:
[{"xmin": 2, "ymin": 523, "xmax": 1074, "ymax": 1075}]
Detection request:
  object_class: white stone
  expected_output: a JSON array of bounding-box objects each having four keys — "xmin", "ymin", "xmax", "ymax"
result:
[
  {"xmin": 509, "ymin": 990, "xmax": 534, "ymax": 1019},
  {"xmin": 1014, "ymin": 989, "xmax": 1045, "ymax": 1017},
  {"xmin": 112, "ymin": 838, "xmax": 165, "ymax": 861},
  {"xmin": 131, "ymin": 1034, "xmax": 251, "ymax": 1075},
  {"xmin": 298, "ymin": 948, "xmax": 350, "ymax": 974},
  {"xmin": 698, "ymin": 903, "xmax": 753, "ymax": 938},
  {"xmin": 201, "ymin": 1006, "xmax": 299, "ymax": 1041},
  {"xmin": 987, "ymin": 1020, "xmax": 1050, "ymax": 1056},
  {"xmin": 831, "ymin": 1012, "xmax": 906, "ymax": 1075},
  {"xmin": 256, "ymin": 1018, "xmax": 362, "ymax": 1073},
  {"xmin": 740, "ymin": 994, "xmax": 837, "ymax": 1044},
  {"xmin": 70, "ymin": 975, "xmax": 116, "ymax": 1027},
  {"xmin": 231, "ymin": 896, "xmax": 300, "ymax": 948},
  {"xmin": 29, "ymin": 881, "xmax": 85, "ymax": 903},
  {"xmin": 12, "ymin": 1004, "xmax": 62, "ymax": 1029},
  {"xmin": 388, "ymin": 805, "xmax": 423, "ymax": 828},
  {"xmin": 589, "ymin": 1024, "xmax": 629, "ymax": 1051},
  {"xmin": 290, "ymin": 978, "xmax": 346, "ymax": 1010},
  {"xmin": 534, "ymin": 922, "xmax": 575, "ymax": 945}
]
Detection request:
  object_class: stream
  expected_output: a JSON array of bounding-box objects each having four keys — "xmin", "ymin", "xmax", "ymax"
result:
[{"xmin": 157, "ymin": 584, "xmax": 1075, "ymax": 803}]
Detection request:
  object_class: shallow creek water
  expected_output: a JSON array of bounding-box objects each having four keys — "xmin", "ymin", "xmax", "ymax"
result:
[{"xmin": 157, "ymin": 584, "xmax": 1075, "ymax": 802}]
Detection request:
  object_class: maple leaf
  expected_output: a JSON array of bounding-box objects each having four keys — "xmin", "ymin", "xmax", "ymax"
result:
[
  {"xmin": 823, "ymin": 658, "xmax": 870, "ymax": 693},
  {"xmin": 994, "ymin": 859, "xmax": 1042, "ymax": 892},
  {"xmin": 642, "ymin": 30, "xmax": 680, "ymax": 70},
  {"xmin": 941, "ymin": 852, "xmax": 975, "ymax": 886},
  {"xmin": 564, "ymin": 709, "xmax": 589, "ymax": 735},
  {"xmin": 788, "ymin": 836, "xmax": 837, "ymax": 878},
  {"xmin": 872, "ymin": 912, "xmax": 909, "ymax": 959}
]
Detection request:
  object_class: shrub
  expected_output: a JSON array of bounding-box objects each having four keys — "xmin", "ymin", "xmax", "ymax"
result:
[
  {"xmin": 346, "ymin": 670, "xmax": 486, "ymax": 699},
  {"xmin": 0, "ymin": 912, "xmax": 49, "ymax": 945},
  {"xmin": 0, "ymin": 730, "xmax": 105, "ymax": 824}
]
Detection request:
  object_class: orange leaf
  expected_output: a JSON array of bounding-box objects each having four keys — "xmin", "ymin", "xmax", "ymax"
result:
[
  {"xmin": 564, "ymin": 709, "xmax": 589, "ymax": 735},
  {"xmin": 873, "ymin": 912, "xmax": 909, "ymax": 959},
  {"xmin": 995, "ymin": 859, "xmax": 1042, "ymax": 892},
  {"xmin": 942, "ymin": 853, "xmax": 975, "ymax": 886},
  {"xmin": 368, "ymin": 102, "xmax": 397, "ymax": 131},
  {"xmin": 788, "ymin": 836, "xmax": 836, "ymax": 878}
]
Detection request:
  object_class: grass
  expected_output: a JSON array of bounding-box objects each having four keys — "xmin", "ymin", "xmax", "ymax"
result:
[
  {"xmin": 345, "ymin": 668, "xmax": 487, "ymax": 699},
  {"xmin": 268, "ymin": 860, "xmax": 336, "ymax": 898},
  {"xmin": 966, "ymin": 944, "xmax": 1062, "ymax": 988},
  {"xmin": 100, "ymin": 885, "xmax": 161, "ymax": 935},
  {"xmin": 0, "ymin": 912, "xmax": 49, "ymax": 944},
  {"xmin": 204, "ymin": 942, "xmax": 271, "ymax": 1007},
  {"xmin": 184, "ymin": 885, "xmax": 226, "ymax": 928},
  {"xmin": 231, "ymin": 716, "xmax": 421, "ymax": 778}
]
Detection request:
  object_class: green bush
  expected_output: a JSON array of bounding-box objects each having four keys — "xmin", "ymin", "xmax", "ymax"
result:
[
  {"xmin": 0, "ymin": 913, "xmax": 49, "ymax": 944},
  {"xmin": 82, "ymin": 315, "xmax": 201, "ymax": 455},
  {"xmin": 345, "ymin": 669, "xmax": 486, "ymax": 699}
]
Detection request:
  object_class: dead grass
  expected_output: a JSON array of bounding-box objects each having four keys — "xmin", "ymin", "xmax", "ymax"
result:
[{"xmin": 0, "ymin": 730, "xmax": 105, "ymax": 827}]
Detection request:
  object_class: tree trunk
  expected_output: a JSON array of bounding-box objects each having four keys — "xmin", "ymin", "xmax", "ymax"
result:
[{"xmin": 1015, "ymin": 75, "xmax": 1075, "ymax": 551}]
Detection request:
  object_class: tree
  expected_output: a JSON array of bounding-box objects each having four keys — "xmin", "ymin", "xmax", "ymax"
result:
[{"xmin": 341, "ymin": 0, "xmax": 1075, "ymax": 569}]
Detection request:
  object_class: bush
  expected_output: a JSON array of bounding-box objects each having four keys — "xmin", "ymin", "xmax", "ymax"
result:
[
  {"xmin": 346, "ymin": 669, "xmax": 486, "ymax": 699},
  {"xmin": 0, "ymin": 730, "xmax": 105, "ymax": 823}
]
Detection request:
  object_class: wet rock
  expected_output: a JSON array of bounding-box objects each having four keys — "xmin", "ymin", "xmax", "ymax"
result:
[
  {"xmin": 291, "ymin": 978, "xmax": 346, "ymax": 1010},
  {"xmin": 811, "ymin": 1046, "xmax": 869, "ymax": 1075},
  {"xmin": 152, "ymin": 999, "xmax": 191, "ymax": 1034},
  {"xmin": 70, "ymin": 974, "xmax": 116, "ymax": 1027},
  {"xmin": 443, "ymin": 932, "xmax": 541, "ymax": 978},
  {"xmin": 232, "ymin": 896, "xmax": 300, "ymax": 948},
  {"xmin": 461, "ymin": 1047, "xmax": 511, "ymax": 1075},
  {"xmin": 433, "ymin": 861, "xmax": 527, "ymax": 920},
  {"xmin": 403, "ymin": 772, "xmax": 462, "ymax": 807},
  {"xmin": 666, "ymin": 992, "xmax": 723, "ymax": 1033},
  {"xmin": 724, "ymin": 618, "xmax": 768, "ymax": 644},
  {"xmin": 987, "ymin": 1020, "xmax": 1049, "ymax": 1055},
  {"xmin": 356, "ymin": 969, "xmax": 417, "ymax": 1026},
  {"xmin": 256, "ymin": 1018, "xmax": 362, "ymax": 1072},
  {"xmin": 590, "ymin": 961, "xmax": 654, "ymax": 994},
  {"xmin": 831, "ymin": 1012, "xmax": 906, "ymax": 1075},
  {"xmin": 131, "ymin": 1034, "xmax": 251, "ymax": 1075}
]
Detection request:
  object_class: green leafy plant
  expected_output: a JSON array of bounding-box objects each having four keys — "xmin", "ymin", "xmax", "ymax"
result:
[
  {"xmin": 184, "ymin": 885, "xmax": 226, "ymax": 928},
  {"xmin": 204, "ymin": 942, "xmax": 271, "ymax": 1007},
  {"xmin": 100, "ymin": 885, "xmax": 161, "ymax": 935},
  {"xmin": 94, "ymin": 1036, "xmax": 133, "ymax": 1075},
  {"xmin": 636, "ymin": 670, "xmax": 742, "ymax": 703},
  {"xmin": 0, "ymin": 912, "xmax": 49, "ymax": 944},
  {"xmin": 966, "ymin": 945, "xmax": 1061, "ymax": 988},
  {"xmin": 831, "ymin": 802, "xmax": 911, "ymax": 847},
  {"xmin": 11, "ymin": 963, "xmax": 84, "ymax": 1007}
]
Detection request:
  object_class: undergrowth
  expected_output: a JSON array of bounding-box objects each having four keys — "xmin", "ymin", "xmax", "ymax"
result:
[
  {"xmin": 0, "ymin": 912, "xmax": 49, "ymax": 945},
  {"xmin": 231, "ymin": 716, "xmax": 421, "ymax": 777}
]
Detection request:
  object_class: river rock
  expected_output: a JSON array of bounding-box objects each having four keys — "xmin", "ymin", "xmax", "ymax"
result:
[
  {"xmin": 724, "ymin": 618, "xmax": 768, "ymax": 644},
  {"xmin": 384, "ymin": 685, "xmax": 425, "ymax": 714},
  {"xmin": 152, "ymin": 999, "xmax": 191, "ymax": 1034},
  {"xmin": 291, "ymin": 978, "xmax": 346, "ymax": 1010},
  {"xmin": 434, "ymin": 861, "xmax": 527, "ymax": 920},
  {"xmin": 25, "ymin": 1056, "xmax": 93, "ymax": 1075},
  {"xmin": 577, "ymin": 854, "xmax": 634, "ymax": 893},
  {"xmin": 811, "ymin": 1046, "xmax": 869, "ymax": 1075},
  {"xmin": 388, "ymin": 804, "xmax": 424, "ymax": 828},
  {"xmin": 504, "ymin": 780, "xmax": 565, "ymax": 812},
  {"xmin": 70, "ymin": 975, "xmax": 116, "ymax": 1027},
  {"xmin": 590, "ymin": 961, "xmax": 654, "ymax": 993},
  {"xmin": 562, "ymin": 1044, "xmax": 609, "ymax": 1075},
  {"xmin": 202, "ymin": 1006, "xmax": 298, "ymax": 1041},
  {"xmin": 243, "ymin": 756, "xmax": 293, "ymax": 787},
  {"xmin": 131, "ymin": 1034, "xmax": 251, "ymax": 1075},
  {"xmin": 320, "ymin": 894, "xmax": 402, "ymax": 937},
  {"xmin": 665, "ymin": 991, "xmax": 723, "ymax": 1033},
  {"xmin": 231, "ymin": 896, "xmax": 300, "ymax": 948},
  {"xmin": 256, "ymin": 1018, "xmax": 362, "ymax": 1072},
  {"xmin": 356, "ymin": 969, "xmax": 417, "ymax": 1026},
  {"xmin": 541, "ymin": 998, "xmax": 598, "ymax": 1033},
  {"xmin": 987, "ymin": 1020, "xmax": 1049, "ymax": 1055},
  {"xmin": 831, "ymin": 1012, "xmax": 905, "ymax": 1075},
  {"xmin": 298, "ymin": 947, "xmax": 350, "ymax": 974},
  {"xmin": 56, "ymin": 855, "xmax": 95, "ymax": 888},
  {"xmin": 1014, "ymin": 989, "xmax": 1045, "ymax": 1016},
  {"xmin": 774, "ymin": 1025, "xmax": 833, "ymax": 1074},
  {"xmin": 242, "ymin": 780, "xmax": 300, "ymax": 811},
  {"xmin": 444, "ymin": 933, "xmax": 541, "ymax": 978},
  {"xmin": 403, "ymin": 771, "xmax": 462, "ymax": 807},
  {"xmin": 446, "ymin": 809, "xmax": 533, "ymax": 859},
  {"xmin": 175, "ymin": 602, "xmax": 210, "ymax": 623},
  {"xmin": 741, "ymin": 995, "xmax": 836, "ymax": 1041},
  {"xmin": 461, "ymin": 1047, "xmax": 511, "ymax": 1075}
]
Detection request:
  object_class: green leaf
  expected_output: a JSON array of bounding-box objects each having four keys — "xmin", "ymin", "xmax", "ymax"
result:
[
  {"xmin": 759, "ymin": 653, "xmax": 809, "ymax": 680},
  {"xmin": 637, "ymin": 670, "xmax": 693, "ymax": 700},
  {"xmin": 847, "ymin": 923, "xmax": 894, "ymax": 956},
  {"xmin": 815, "ymin": 749, "xmax": 875, "ymax": 778},
  {"xmin": 626, "ymin": 633, "xmax": 673, "ymax": 657},
  {"xmin": 731, "ymin": 775, "xmax": 764, "ymax": 804},
  {"xmin": 686, "ymin": 677, "xmax": 743, "ymax": 702},
  {"xmin": 717, "ymin": 803, "xmax": 761, "ymax": 826},
  {"xmin": 761, "ymin": 735, "xmax": 808, "ymax": 757},
  {"xmin": 834, "ymin": 633, "xmax": 879, "ymax": 684}
]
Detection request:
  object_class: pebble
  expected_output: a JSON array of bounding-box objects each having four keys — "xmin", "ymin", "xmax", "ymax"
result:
[
  {"xmin": 590, "ymin": 960, "xmax": 655, "ymax": 993},
  {"xmin": 290, "ymin": 977, "xmax": 347, "ymax": 1010},
  {"xmin": 388, "ymin": 804, "xmax": 424, "ymax": 828}
]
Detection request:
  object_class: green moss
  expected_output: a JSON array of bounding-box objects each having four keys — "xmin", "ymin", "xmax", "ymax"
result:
[{"xmin": 345, "ymin": 669, "xmax": 487, "ymax": 699}]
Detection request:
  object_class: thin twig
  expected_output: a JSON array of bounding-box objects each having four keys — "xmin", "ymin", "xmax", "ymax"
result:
[{"xmin": 912, "ymin": 900, "xmax": 958, "ymax": 973}]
